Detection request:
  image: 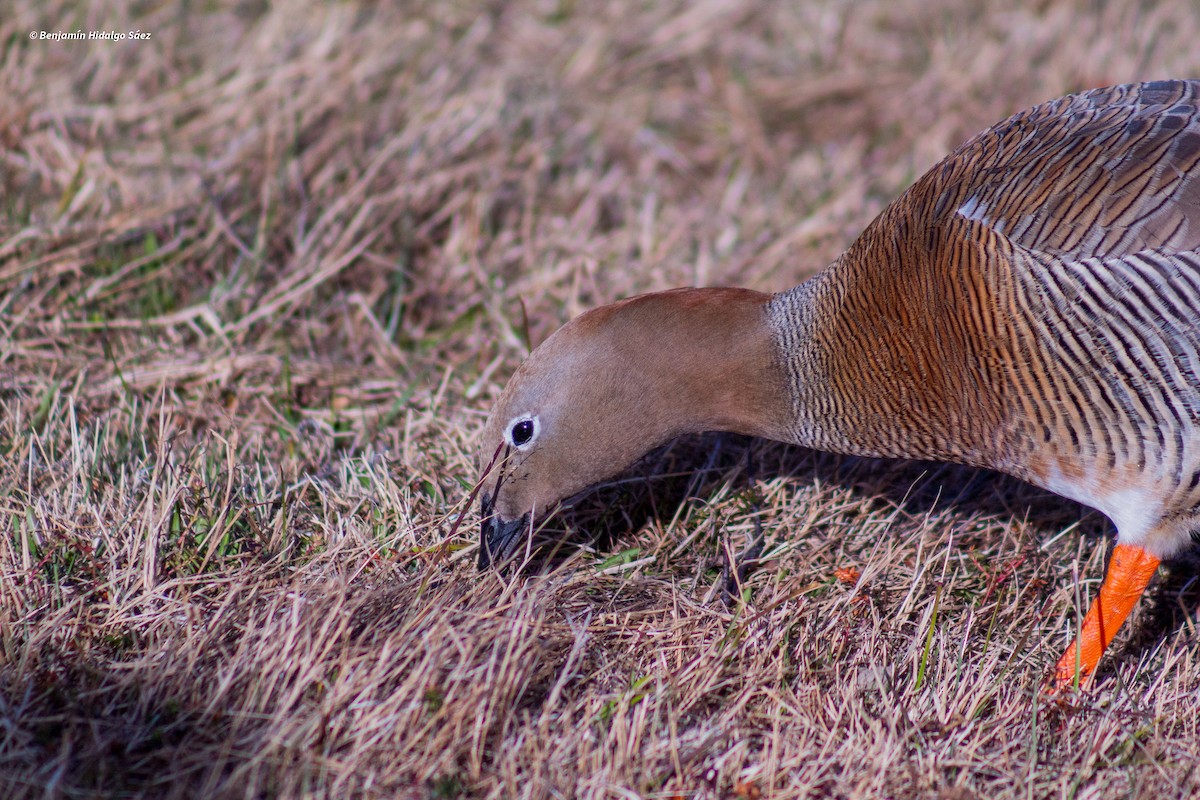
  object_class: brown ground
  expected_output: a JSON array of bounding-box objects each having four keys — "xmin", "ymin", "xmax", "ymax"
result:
[{"xmin": 3, "ymin": 1, "xmax": 1200, "ymax": 797}]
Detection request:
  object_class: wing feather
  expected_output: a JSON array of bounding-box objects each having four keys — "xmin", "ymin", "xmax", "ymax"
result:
[{"xmin": 933, "ymin": 80, "xmax": 1200, "ymax": 260}]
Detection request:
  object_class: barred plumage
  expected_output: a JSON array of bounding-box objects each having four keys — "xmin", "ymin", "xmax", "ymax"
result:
[
  {"xmin": 477, "ymin": 81, "xmax": 1200, "ymax": 688},
  {"xmin": 768, "ymin": 80, "xmax": 1200, "ymax": 556}
]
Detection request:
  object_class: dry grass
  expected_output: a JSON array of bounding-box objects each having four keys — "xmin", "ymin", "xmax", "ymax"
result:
[{"xmin": 3, "ymin": 0, "xmax": 1200, "ymax": 797}]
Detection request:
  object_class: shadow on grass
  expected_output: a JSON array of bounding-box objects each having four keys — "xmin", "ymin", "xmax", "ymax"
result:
[
  {"xmin": 1, "ymin": 578, "xmax": 539, "ymax": 799},
  {"xmin": 514, "ymin": 431, "xmax": 1111, "ymax": 567},
  {"xmin": 0, "ymin": 663, "xmax": 229, "ymax": 799},
  {"xmin": 501, "ymin": 431, "xmax": 1198, "ymax": 675}
]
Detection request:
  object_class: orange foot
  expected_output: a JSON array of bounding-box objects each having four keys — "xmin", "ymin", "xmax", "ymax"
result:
[{"xmin": 1053, "ymin": 542, "xmax": 1160, "ymax": 690}]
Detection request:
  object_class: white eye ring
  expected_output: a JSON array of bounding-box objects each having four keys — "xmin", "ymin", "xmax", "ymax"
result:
[{"xmin": 504, "ymin": 414, "xmax": 540, "ymax": 450}]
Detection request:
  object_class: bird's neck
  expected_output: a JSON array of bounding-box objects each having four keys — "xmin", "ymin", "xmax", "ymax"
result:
[
  {"xmin": 766, "ymin": 258, "xmax": 1009, "ymax": 465},
  {"xmin": 608, "ymin": 267, "xmax": 1009, "ymax": 467}
]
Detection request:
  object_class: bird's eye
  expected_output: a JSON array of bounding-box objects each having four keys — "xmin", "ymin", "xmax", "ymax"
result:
[
  {"xmin": 512, "ymin": 420, "xmax": 534, "ymax": 444},
  {"xmin": 507, "ymin": 415, "xmax": 539, "ymax": 449}
]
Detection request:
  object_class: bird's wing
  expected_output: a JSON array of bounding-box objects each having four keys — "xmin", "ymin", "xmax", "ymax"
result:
[{"xmin": 931, "ymin": 80, "xmax": 1200, "ymax": 261}]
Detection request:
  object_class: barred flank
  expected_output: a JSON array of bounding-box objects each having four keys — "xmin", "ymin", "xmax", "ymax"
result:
[{"xmin": 769, "ymin": 80, "xmax": 1200, "ymax": 522}]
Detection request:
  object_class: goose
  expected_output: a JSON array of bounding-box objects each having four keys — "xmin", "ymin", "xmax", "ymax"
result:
[{"xmin": 475, "ymin": 80, "xmax": 1200, "ymax": 688}]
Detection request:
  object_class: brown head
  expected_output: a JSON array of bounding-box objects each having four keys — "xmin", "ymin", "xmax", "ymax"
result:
[{"xmin": 476, "ymin": 287, "xmax": 790, "ymax": 568}]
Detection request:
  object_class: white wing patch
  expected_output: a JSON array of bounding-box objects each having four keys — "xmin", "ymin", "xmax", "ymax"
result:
[{"xmin": 956, "ymin": 195, "xmax": 992, "ymax": 225}]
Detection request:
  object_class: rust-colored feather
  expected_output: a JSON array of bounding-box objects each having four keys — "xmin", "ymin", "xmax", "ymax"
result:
[{"xmin": 770, "ymin": 81, "xmax": 1200, "ymax": 554}]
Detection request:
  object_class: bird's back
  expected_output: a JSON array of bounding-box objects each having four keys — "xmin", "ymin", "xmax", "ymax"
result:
[{"xmin": 770, "ymin": 80, "xmax": 1200, "ymax": 546}]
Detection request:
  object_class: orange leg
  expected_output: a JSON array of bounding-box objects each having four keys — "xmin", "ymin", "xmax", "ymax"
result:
[{"xmin": 1054, "ymin": 542, "xmax": 1161, "ymax": 689}]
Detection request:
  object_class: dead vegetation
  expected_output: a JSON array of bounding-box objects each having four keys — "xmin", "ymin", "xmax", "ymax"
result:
[{"xmin": 3, "ymin": 0, "xmax": 1200, "ymax": 797}]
